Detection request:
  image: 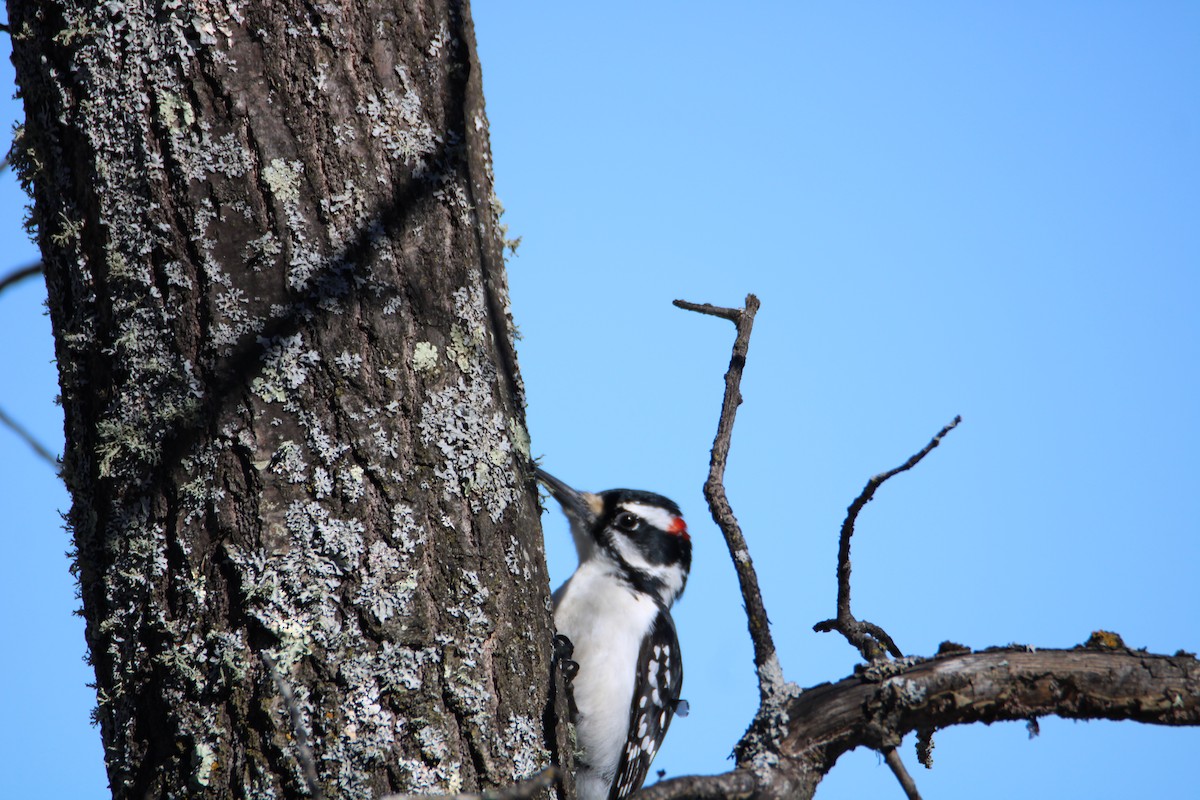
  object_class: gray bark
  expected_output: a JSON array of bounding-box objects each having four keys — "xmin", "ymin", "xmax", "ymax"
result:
[{"xmin": 7, "ymin": 1, "xmax": 563, "ymax": 797}]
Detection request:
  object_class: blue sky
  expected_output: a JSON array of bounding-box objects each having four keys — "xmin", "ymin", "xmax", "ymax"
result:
[{"xmin": 2, "ymin": 4, "xmax": 1198, "ymax": 798}]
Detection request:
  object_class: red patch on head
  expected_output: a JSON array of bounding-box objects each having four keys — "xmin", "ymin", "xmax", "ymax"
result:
[{"xmin": 668, "ymin": 516, "xmax": 689, "ymax": 540}]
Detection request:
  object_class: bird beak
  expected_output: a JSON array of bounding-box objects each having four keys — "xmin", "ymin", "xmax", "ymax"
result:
[{"xmin": 534, "ymin": 467, "xmax": 602, "ymax": 527}]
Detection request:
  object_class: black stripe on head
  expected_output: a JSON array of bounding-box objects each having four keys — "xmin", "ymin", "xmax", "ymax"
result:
[
  {"xmin": 595, "ymin": 489, "xmax": 692, "ymax": 597},
  {"xmin": 598, "ymin": 489, "xmax": 682, "ymax": 519}
]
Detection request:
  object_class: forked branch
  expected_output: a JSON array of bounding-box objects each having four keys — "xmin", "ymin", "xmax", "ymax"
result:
[{"xmin": 813, "ymin": 416, "xmax": 961, "ymax": 662}]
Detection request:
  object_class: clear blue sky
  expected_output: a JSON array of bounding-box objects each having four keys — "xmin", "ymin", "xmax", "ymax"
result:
[{"xmin": 2, "ymin": 4, "xmax": 1197, "ymax": 798}]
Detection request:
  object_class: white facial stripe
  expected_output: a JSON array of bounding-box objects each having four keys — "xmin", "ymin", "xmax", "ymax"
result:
[
  {"xmin": 620, "ymin": 502, "xmax": 679, "ymax": 533},
  {"xmin": 608, "ymin": 534, "xmax": 686, "ymax": 604},
  {"xmin": 611, "ymin": 534, "xmax": 652, "ymax": 572}
]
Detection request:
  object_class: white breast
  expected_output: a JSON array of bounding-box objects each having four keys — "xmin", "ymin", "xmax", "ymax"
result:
[{"xmin": 554, "ymin": 560, "xmax": 660, "ymax": 800}]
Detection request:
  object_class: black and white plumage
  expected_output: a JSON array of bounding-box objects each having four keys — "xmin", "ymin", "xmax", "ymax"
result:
[{"xmin": 536, "ymin": 468, "xmax": 691, "ymax": 800}]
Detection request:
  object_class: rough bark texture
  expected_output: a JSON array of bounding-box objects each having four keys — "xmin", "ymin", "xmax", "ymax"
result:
[
  {"xmin": 7, "ymin": 1, "xmax": 563, "ymax": 798},
  {"xmin": 772, "ymin": 645, "xmax": 1200, "ymax": 797}
]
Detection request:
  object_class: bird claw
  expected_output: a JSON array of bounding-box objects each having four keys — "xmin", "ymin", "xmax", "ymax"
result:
[
  {"xmin": 553, "ymin": 635, "xmax": 579, "ymax": 681},
  {"xmin": 553, "ymin": 634, "xmax": 575, "ymax": 660}
]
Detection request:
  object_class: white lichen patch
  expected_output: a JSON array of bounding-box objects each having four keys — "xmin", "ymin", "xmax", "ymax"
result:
[
  {"xmin": 503, "ymin": 715, "xmax": 548, "ymax": 780},
  {"xmin": 353, "ymin": 540, "xmax": 417, "ymax": 623},
  {"xmin": 251, "ymin": 334, "xmax": 320, "ymax": 407},
  {"xmin": 507, "ymin": 419, "xmax": 531, "ymax": 461},
  {"xmin": 193, "ymin": 740, "xmax": 217, "ymax": 786},
  {"xmin": 504, "ymin": 537, "xmax": 532, "ymax": 580},
  {"xmin": 756, "ymin": 653, "xmax": 801, "ymax": 706},
  {"xmin": 255, "ymin": 156, "xmax": 328, "ymax": 291},
  {"xmin": 419, "ymin": 378, "xmax": 515, "ymax": 523},
  {"xmin": 319, "ymin": 179, "xmax": 370, "ymax": 251},
  {"xmin": 225, "ymin": 479, "xmax": 433, "ymax": 797},
  {"xmin": 357, "ymin": 65, "xmax": 439, "ymax": 173},
  {"xmin": 396, "ymin": 754, "xmax": 464, "ymax": 796},
  {"xmin": 301, "ymin": 412, "xmax": 351, "ymax": 466},
  {"xmin": 312, "ymin": 466, "xmax": 334, "ymax": 498},
  {"xmin": 269, "ymin": 440, "xmax": 309, "ymax": 485},
  {"xmin": 388, "ymin": 503, "xmax": 427, "ymax": 555},
  {"xmin": 442, "ymin": 570, "xmax": 494, "ymax": 724},
  {"xmin": 883, "ymin": 676, "xmax": 928, "ymax": 705},
  {"xmin": 378, "ymin": 642, "xmax": 441, "ymax": 693},
  {"xmin": 335, "ymin": 350, "xmax": 364, "ymax": 377},
  {"xmin": 417, "ymin": 287, "xmax": 518, "ymax": 522},
  {"xmin": 413, "ymin": 341, "xmax": 439, "ymax": 374},
  {"xmin": 262, "ymin": 158, "xmax": 304, "ymax": 206},
  {"xmin": 416, "ymin": 725, "xmax": 451, "ymax": 761},
  {"xmin": 339, "ymin": 465, "xmax": 366, "ymax": 502}
]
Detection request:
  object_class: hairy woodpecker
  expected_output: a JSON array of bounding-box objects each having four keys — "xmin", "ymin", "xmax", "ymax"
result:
[{"xmin": 536, "ymin": 468, "xmax": 691, "ymax": 800}]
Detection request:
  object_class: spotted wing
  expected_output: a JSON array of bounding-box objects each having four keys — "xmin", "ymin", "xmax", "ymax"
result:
[{"xmin": 610, "ymin": 609, "xmax": 683, "ymax": 800}]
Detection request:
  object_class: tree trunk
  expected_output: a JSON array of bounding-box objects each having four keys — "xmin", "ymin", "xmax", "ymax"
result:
[{"xmin": 7, "ymin": 1, "xmax": 560, "ymax": 797}]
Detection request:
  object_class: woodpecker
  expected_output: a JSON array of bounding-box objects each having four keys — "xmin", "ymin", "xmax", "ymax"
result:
[{"xmin": 536, "ymin": 467, "xmax": 691, "ymax": 800}]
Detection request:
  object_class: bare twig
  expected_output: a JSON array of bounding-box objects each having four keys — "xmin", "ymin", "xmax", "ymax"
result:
[
  {"xmin": 0, "ymin": 403, "xmax": 58, "ymax": 469},
  {"xmin": 674, "ymin": 295, "xmax": 781, "ymax": 701},
  {"xmin": 883, "ymin": 748, "xmax": 922, "ymax": 800},
  {"xmin": 0, "ymin": 263, "xmax": 57, "ymax": 471},
  {"xmin": 672, "ymin": 299, "xmax": 743, "ymax": 323},
  {"xmin": 263, "ymin": 652, "xmax": 324, "ymax": 800},
  {"xmin": 0, "ymin": 262, "xmax": 43, "ymax": 296},
  {"xmin": 813, "ymin": 416, "xmax": 961, "ymax": 662},
  {"xmin": 381, "ymin": 766, "xmax": 562, "ymax": 800}
]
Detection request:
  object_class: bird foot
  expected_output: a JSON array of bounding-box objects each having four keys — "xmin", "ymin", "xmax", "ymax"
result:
[{"xmin": 553, "ymin": 634, "xmax": 579, "ymax": 681}]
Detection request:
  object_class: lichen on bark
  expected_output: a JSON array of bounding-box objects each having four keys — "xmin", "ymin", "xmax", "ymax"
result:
[{"xmin": 8, "ymin": 1, "xmax": 560, "ymax": 797}]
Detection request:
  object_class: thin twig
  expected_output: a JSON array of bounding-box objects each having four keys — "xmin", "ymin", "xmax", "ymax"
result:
[
  {"xmin": 0, "ymin": 263, "xmax": 57, "ymax": 471},
  {"xmin": 0, "ymin": 403, "xmax": 59, "ymax": 469},
  {"xmin": 813, "ymin": 416, "xmax": 961, "ymax": 662},
  {"xmin": 263, "ymin": 652, "xmax": 324, "ymax": 800},
  {"xmin": 0, "ymin": 262, "xmax": 43, "ymax": 296},
  {"xmin": 672, "ymin": 299, "xmax": 742, "ymax": 323},
  {"xmin": 883, "ymin": 748, "xmax": 922, "ymax": 800},
  {"xmin": 381, "ymin": 766, "xmax": 561, "ymax": 800},
  {"xmin": 674, "ymin": 295, "xmax": 780, "ymax": 701}
]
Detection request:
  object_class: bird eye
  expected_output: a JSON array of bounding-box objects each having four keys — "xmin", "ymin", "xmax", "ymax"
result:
[{"xmin": 614, "ymin": 511, "xmax": 639, "ymax": 532}]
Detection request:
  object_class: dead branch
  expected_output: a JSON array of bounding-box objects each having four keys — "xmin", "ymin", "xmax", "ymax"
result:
[
  {"xmin": 779, "ymin": 646, "xmax": 1200, "ymax": 771},
  {"xmin": 674, "ymin": 295, "xmax": 782, "ymax": 701},
  {"xmin": 632, "ymin": 769, "xmax": 758, "ymax": 800},
  {"xmin": 883, "ymin": 748, "xmax": 921, "ymax": 800},
  {"xmin": 0, "ymin": 402, "xmax": 58, "ymax": 469},
  {"xmin": 813, "ymin": 416, "xmax": 961, "ymax": 662},
  {"xmin": 0, "ymin": 263, "xmax": 57, "ymax": 469},
  {"xmin": 0, "ymin": 262, "xmax": 42, "ymax": 295}
]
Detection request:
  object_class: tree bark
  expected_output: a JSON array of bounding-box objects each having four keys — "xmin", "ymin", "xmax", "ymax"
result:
[{"xmin": 8, "ymin": 1, "xmax": 561, "ymax": 798}]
